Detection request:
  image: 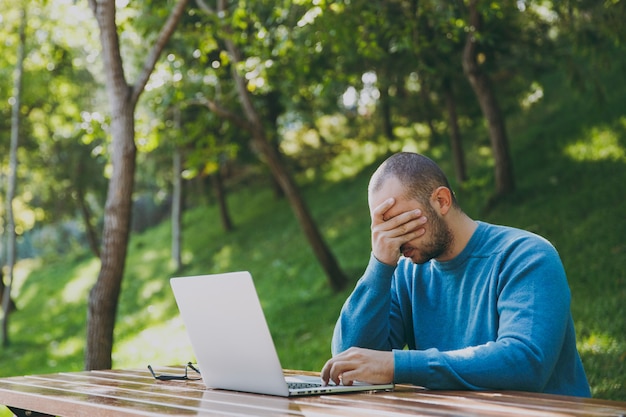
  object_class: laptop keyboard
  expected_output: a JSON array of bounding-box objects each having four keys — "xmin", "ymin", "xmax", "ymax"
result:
[{"xmin": 288, "ymin": 381, "xmax": 322, "ymax": 389}]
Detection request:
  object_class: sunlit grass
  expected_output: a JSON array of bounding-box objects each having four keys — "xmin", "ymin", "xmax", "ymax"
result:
[
  {"xmin": 577, "ymin": 333, "xmax": 626, "ymax": 398},
  {"xmin": 113, "ymin": 316, "xmax": 194, "ymax": 368},
  {"xmin": 60, "ymin": 258, "xmax": 100, "ymax": 303},
  {"xmin": 49, "ymin": 337, "xmax": 83, "ymax": 363},
  {"xmin": 579, "ymin": 333, "xmax": 621, "ymax": 355},
  {"xmin": 565, "ymin": 123, "xmax": 626, "ymax": 162}
]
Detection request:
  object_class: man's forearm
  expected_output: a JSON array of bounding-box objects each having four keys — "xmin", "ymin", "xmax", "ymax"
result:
[{"xmin": 331, "ymin": 254, "xmax": 396, "ymax": 355}]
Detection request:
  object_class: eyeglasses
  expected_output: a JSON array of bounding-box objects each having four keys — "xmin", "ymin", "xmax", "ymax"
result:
[{"xmin": 148, "ymin": 362, "xmax": 202, "ymax": 381}]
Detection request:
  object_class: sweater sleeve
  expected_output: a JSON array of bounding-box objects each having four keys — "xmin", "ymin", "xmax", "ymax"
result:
[
  {"xmin": 394, "ymin": 243, "xmax": 573, "ymax": 392},
  {"xmin": 331, "ymin": 254, "xmax": 405, "ymax": 355}
]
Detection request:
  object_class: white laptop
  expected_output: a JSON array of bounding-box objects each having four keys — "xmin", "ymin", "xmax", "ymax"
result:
[{"xmin": 170, "ymin": 271, "xmax": 394, "ymax": 397}]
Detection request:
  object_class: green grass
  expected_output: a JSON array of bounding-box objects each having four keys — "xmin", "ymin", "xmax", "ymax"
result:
[{"xmin": 0, "ymin": 69, "xmax": 625, "ymax": 416}]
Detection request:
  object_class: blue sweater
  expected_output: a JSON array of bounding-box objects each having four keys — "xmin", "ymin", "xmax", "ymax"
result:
[{"xmin": 332, "ymin": 221, "xmax": 591, "ymax": 397}]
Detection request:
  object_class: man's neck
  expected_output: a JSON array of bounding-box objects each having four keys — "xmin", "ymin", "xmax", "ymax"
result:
[{"xmin": 440, "ymin": 211, "xmax": 478, "ymax": 262}]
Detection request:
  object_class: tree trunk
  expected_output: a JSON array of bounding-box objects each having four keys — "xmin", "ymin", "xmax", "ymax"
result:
[
  {"xmin": 462, "ymin": 0, "xmax": 515, "ymax": 195},
  {"xmin": 75, "ymin": 173, "xmax": 101, "ymax": 258},
  {"xmin": 171, "ymin": 109, "xmax": 183, "ymax": 271},
  {"xmin": 418, "ymin": 85, "xmax": 441, "ymax": 145},
  {"xmin": 172, "ymin": 148, "xmax": 183, "ymax": 271},
  {"xmin": 86, "ymin": 103, "xmax": 136, "ymax": 370},
  {"xmin": 443, "ymin": 79, "xmax": 467, "ymax": 184},
  {"xmin": 252, "ymin": 134, "xmax": 348, "ymax": 291},
  {"xmin": 379, "ymin": 82, "xmax": 395, "ymax": 141},
  {"xmin": 211, "ymin": 170, "xmax": 234, "ymax": 232},
  {"xmin": 0, "ymin": 272, "xmax": 17, "ymax": 315},
  {"xmin": 2, "ymin": 5, "xmax": 26, "ymax": 347},
  {"xmin": 85, "ymin": 0, "xmax": 188, "ymax": 370},
  {"xmin": 212, "ymin": 0, "xmax": 348, "ymax": 292}
]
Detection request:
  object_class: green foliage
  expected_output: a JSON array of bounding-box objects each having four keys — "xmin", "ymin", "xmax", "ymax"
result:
[{"xmin": 0, "ymin": 0, "xmax": 106, "ymax": 245}]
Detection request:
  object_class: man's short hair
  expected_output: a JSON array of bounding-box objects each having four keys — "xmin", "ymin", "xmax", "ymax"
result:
[{"xmin": 369, "ymin": 152, "xmax": 458, "ymax": 206}]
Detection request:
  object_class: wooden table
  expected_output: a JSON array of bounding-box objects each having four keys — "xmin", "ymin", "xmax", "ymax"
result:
[{"xmin": 0, "ymin": 366, "xmax": 624, "ymax": 417}]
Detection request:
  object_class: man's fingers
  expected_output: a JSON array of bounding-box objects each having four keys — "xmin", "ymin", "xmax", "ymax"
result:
[
  {"xmin": 387, "ymin": 209, "xmax": 424, "ymax": 229},
  {"xmin": 321, "ymin": 358, "xmax": 341, "ymax": 386},
  {"xmin": 372, "ymin": 198, "xmax": 395, "ymax": 222},
  {"xmin": 328, "ymin": 360, "xmax": 351, "ymax": 385},
  {"xmin": 321, "ymin": 357, "xmax": 343, "ymax": 385},
  {"xmin": 320, "ymin": 361, "xmax": 331, "ymax": 385},
  {"xmin": 321, "ymin": 354, "xmax": 357, "ymax": 386},
  {"xmin": 389, "ymin": 216, "xmax": 427, "ymax": 238},
  {"xmin": 322, "ymin": 348, "xmax": 394, "ymax": 387},
  {"xmin": 338, "ymin": 371, "xmax": 356, "ymax": 386}
]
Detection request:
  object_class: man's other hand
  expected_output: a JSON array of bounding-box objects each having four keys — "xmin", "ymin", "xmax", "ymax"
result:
[{"xmin": 320, "ymin": 347, "xmax": 394, "ymax": 386}]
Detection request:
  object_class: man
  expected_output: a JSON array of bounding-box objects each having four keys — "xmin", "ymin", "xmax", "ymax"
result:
[{"xmin": 321, "ymin": 152, "xmax": 590, "ymax": 397}]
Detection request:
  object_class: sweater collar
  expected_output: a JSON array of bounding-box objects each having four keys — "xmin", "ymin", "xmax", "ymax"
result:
[{"xmin": 432, "ymin": 221, "xmax": 487, "ymax": 271}]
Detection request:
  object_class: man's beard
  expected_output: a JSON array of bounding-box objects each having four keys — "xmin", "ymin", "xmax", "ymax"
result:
[{"xmin": 405, "ymin": 206, "xmax": 453, "ymax": 264}]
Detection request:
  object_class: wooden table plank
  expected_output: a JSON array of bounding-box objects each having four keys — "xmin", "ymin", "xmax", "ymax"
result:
[
  {"xmin": 421, "ymin": 391, "xmax": 626, "ymax": 416},
  {"xmin": 349, "ymin": 391, "xmax": 613, "ymax": 417},
  {"xmin": 0, "ymin": 368, "xmax": 625, "ymax": 417},
  {"xmin": 0, "ymin": 376, "xmax": 302, "ymax": 416},
  {"xmin": 295, "ymin": 390, "xmax": 571, "ymax": 417}
]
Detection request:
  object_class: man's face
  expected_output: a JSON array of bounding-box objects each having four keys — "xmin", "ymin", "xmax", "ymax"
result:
[{"xmin": 369, "ymin": 177, "xmax": 453, "ymax": 264}]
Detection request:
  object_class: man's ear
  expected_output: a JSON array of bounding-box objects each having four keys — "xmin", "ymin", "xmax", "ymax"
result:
[{"xmin": 430, "ymin": 186, "xmax": 453, "ymax": 215}]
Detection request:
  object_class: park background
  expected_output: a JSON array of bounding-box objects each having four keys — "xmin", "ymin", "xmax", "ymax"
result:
[{"xmin": 0, "ymin": 0, "xmax": 624, "ymax": 413}]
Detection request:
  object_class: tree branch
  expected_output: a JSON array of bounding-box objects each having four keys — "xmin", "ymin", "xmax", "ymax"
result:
[
  {"xmin": 462, "ymin": 0, "xmax": 480, "ymax": 77},
  {"xmin": 194, "ymin": 0, "xmax": 215, "ymax": 15},
  {"xmin": 195, "ymin": 0, "xmax": 262, "ymax": 128},
  {"xmin": 187, "ymin": 97, "xmax": 253, "ymax": 131},
  {"xmin": 90, "ymin": 0, "xmax": 131, "ymax": 106},
  {"xmin": 131, "ymin": 0, "xmax": 190, "ymax": 106}
]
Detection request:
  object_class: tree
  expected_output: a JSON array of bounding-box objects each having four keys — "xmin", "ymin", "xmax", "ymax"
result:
[
  {"xmin": 550, "ymin": 0, "xmax": 626, "ymax": 97},
  {"xmin": 0, "ymin": 0, "xmax": 108, "ymax": 261},
  {"xmin": 194, "ymin": 0, "xmax": 348, "ymax": 291},
  {"xmin": 462, "ymin": 0, "xmax": 515, "ymax": 196},
  {"xmin": 443, "ymin": 78, "xmax": 468, "ymax": 184},
  {"xmin": 171, "ymin": 109, "xmax": 184, "ymax": 271},
  {"xmin": 85, "ymin": 0, "xmax": 189, "ymax": 370},
  {"xmin": 1, "ymin": 4, "xmax": 26, "ymax": 347}
]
